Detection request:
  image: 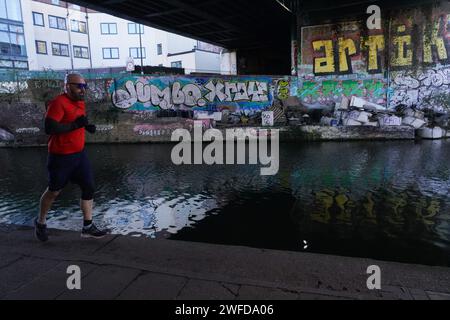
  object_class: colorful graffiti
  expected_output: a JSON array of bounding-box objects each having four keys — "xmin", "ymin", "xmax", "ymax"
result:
[
  {"xmin": 300, "ymin": 12, "xmax": 450, "ymax": 76},
  {"xmin": 277, "ymin": 79, "xmax": 290, "ymax": 100},
  {"xmin": 300, "ymin": 22, "xmax": 385, "ymax": 76},
  {"xmin": 109, "ymin": 76, "xmax": 277, "ymax": 112},
  {"xmin": 298, "ymin": 4, "xmax": 450, "ymax": 109},
  {"xmin": 298, "ymin": 78, "xmax": 387, "ymax": 108}
]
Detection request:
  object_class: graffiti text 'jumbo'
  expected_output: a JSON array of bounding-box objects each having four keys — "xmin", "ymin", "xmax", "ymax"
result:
[{"xmin": 112, "ymin": 80, "xmax": 269, "ymax": 110}]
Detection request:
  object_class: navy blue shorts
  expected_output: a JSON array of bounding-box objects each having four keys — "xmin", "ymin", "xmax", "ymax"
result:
[{"xmin": 47, "ymin": 150, "xmax": 95, "ymax": 200}]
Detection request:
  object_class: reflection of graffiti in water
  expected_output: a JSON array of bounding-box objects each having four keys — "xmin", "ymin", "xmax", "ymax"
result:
[
  {"xmin": 295, "ymin": 188, "xmax": 442, "ymax": 238},
  {"xmin": 310, "ymin": 189, "xmax": 354, "ymax": 225}
]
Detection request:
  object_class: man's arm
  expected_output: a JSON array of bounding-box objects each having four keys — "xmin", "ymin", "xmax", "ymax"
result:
[{"xmin": 44, "ymin": 116, "xmax": 88, "ymax": 135}]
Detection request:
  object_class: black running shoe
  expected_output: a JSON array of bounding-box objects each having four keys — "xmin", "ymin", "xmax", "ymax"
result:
[
  {"xmin": 34, "ymin": 218, "xmax": 48, "ymax": 242},
  {"xmin": 81, "ymin": 223, "xmax": 108, "ymax": 239}
]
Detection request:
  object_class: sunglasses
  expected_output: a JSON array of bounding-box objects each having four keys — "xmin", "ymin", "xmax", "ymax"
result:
[{"xmin": 68, "ymin": 83, "xmax": 88, "ymax": 89}]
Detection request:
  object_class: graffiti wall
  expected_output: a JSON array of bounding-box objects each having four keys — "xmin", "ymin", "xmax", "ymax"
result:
[
  {"xmin": 390, "ymin": 66, "xmax": 450, "ymax": 109},
  {"xmin": 109, "ymin": 75, "xmax": 292, "ymax": 112},
  {"xmin": 0, "ymin": 74, "xmax": 298, "ymax": 146},
  {"xmin": 298, "ymin": 2, "xmax": 450, "ymax": 109}
]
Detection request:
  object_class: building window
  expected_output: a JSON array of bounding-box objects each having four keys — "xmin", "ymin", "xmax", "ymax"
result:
[
  {"xmin": 49, "ymin": 15, "xmax": 66, "ymax": 30},
  {"xmin": 32, "ymin": 12, "xmax": 44, "ymax": 27},
  {"xmin": 9, "ymin": 24, "xmax": 23, "ymax": 33},
  {"xmin": 171, "ymin": 61, "xmax": 182, "ymax": 68},
  {"xmin": 103, "ymin": 47, "xmax": 119, "ymax": 59},
  {"xmin": 0, "ymin": 59, "xmax": 27, "ymax": 69},
  {"xmin": 0, "ymin": 31, "xmax": 10, "ymax": 55},
  {"xmin": 0, "ymin": 1, "xmax": 6, "ymax": 20},
  {"xmin": 51, "ymin": 0, "xmax": 60, "ymax": 5},
  {"xmin": 35, "ymin": 40, "xmax": 47, "ymax": 54},
  {"xmin": 100, "ymin": 23, "xmax": 117, "ymax": 35},
  {"xmin": 1, "ymin": 0, "xmax": 23, "ymax": 21},
  {"xmin": 73, "ymin": 45, "xmax": 89, "ymax": 59},
  {"xmin": 0, "ymin": 22, "xmax": 26, "ymax": 57},
  {"xmin": 71, "ymin": 20, "xmax": 86, "ymax": 33},
  {"xmin": 0, "ymin": 59, "xmax": 13, "ymax": 68},
  {"xmin": 157, "ymin": 43, "xmax": 162, "ymax": 55},
  {"xmin": 128, "ymin": 23, "xmax": 144, "ymax": 34},
  {"xmin": 129, "ymin": 47, "xmax": 145, "ymax": 59},
  {"xmin": 13, "ymin": 60, "xmax": 27, "ymax": 68},
  {"xmin": 51, "ymin": 42, "xmax": 69, "ymax": 56}
]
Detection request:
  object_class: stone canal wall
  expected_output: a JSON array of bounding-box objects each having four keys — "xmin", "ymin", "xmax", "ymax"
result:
[{"xmin": 282, "ymin": 125, "xmax": 415, "ymax": 141}]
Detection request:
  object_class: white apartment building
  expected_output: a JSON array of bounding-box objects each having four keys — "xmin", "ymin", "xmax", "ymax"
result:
[
  {"xmin": 87, "ymin": 12, "xmax": 222, "ymax": 74},
  {"xmin": 1, "ymin": 0, "xmax": 225, "ymax": 74}
]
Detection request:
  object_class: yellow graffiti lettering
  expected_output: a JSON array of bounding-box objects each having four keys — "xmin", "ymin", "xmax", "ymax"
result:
[
  {"xmin": 363, "ymin": 192, "xmax": 376, "ymax": 223},
  {"xmin": 278, "ymin": 80, "xmax": 290, "ymax": 100},
  {"xmin": 423, "ymin": 19, "xmax": 448, "ymax": 63},
  {"xmin": 416, "ymin": 197, "xmax": 428, "ymax": 217},
  {"xmin": 362, "ymin": 35, "xmax": 385, "ymax": 72},
  {"xmin": 385, "ymin": 193, "xmax": 406, "ymax": 225},
  {"xmin": 313, "ymin": 40, "xmax": 335, "ymax": 74},
  {"xmin": 311, "ymin": 189, "xmax": 334, "ymax": 223},
  {"xmin": 391, "ymin": 32, "xmax": 413, "ymax": 67},
  {"xmin": 338, "ymin": 38, "xmax": 357, "ymax": 73},
  {"xmin": 425, "ymin": 199, "xmax": 440, "ymax": 218},
  {"xmin": 420, "ymin": 198, "xmax": 439, "ymax": 226},
  {"xmin": 335, "ymin": 193, "xmax": 352, "ymax": 224}
]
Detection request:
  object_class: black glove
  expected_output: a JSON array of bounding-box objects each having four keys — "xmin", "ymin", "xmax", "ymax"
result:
[
  {"xmin": 73, "ymin": 115, "xmax": 89, "ymax": 129},
  {"xmin": 85, "ymin": 124, "xmax": 97, "ymax": 134}
]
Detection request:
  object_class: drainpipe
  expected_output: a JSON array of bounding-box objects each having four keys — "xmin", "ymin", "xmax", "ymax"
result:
[
  {"xmin": 291, "ymin": 14, "xmax": 298, "ymax": 76},
  {"xmin": 85, "ymin": 8, "xmax": 93, "ymax": 69},
  {"xmin": 66, "ymin": 5, "xmax": 74, "ymax": 71},
  {"xmin": 219, "ymin": 48, "xmax": 224, "ymax": 74},
  {"xmin": 138, "ymin": 24, "xmax": 144, "ymax": 75},
  {"xmin": 386, "ymin": 14, "xmax": 392, "ymax": 110}
]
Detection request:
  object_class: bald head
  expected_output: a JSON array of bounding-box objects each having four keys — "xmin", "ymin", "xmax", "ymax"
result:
[{"xmin": 65, "ymin": 73, "xmax": 87, "ymax": 101}]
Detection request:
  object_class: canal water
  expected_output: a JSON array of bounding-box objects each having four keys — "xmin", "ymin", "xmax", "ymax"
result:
[{"xmin": 0, "ymin": 140, "xmax": 449, "ymax": 267}]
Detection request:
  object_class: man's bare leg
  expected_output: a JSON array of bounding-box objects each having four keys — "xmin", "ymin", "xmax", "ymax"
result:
[
  {"xmin": 80, "ymin": 199, "xmax": 93, "ymax": 222},
  {"xmin": 38, "ymin": 188, "xmax": 61, "ymax": 224}
]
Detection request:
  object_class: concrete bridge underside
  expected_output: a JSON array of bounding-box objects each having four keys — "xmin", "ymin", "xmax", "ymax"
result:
[{"xmin": 69, "ymin": 0, "xmax": 437, "ymax": 75}]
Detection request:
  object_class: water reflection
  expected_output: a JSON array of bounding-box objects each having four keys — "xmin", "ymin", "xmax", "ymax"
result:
[{"xmin": 0, "ymin": 140, "xmax": 449, "ymax": 266}]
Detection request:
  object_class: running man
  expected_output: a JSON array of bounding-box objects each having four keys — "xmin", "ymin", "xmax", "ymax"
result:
[{"xmin": 35, "ymin": 72, "xmax": 107, "ymax": 242}]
